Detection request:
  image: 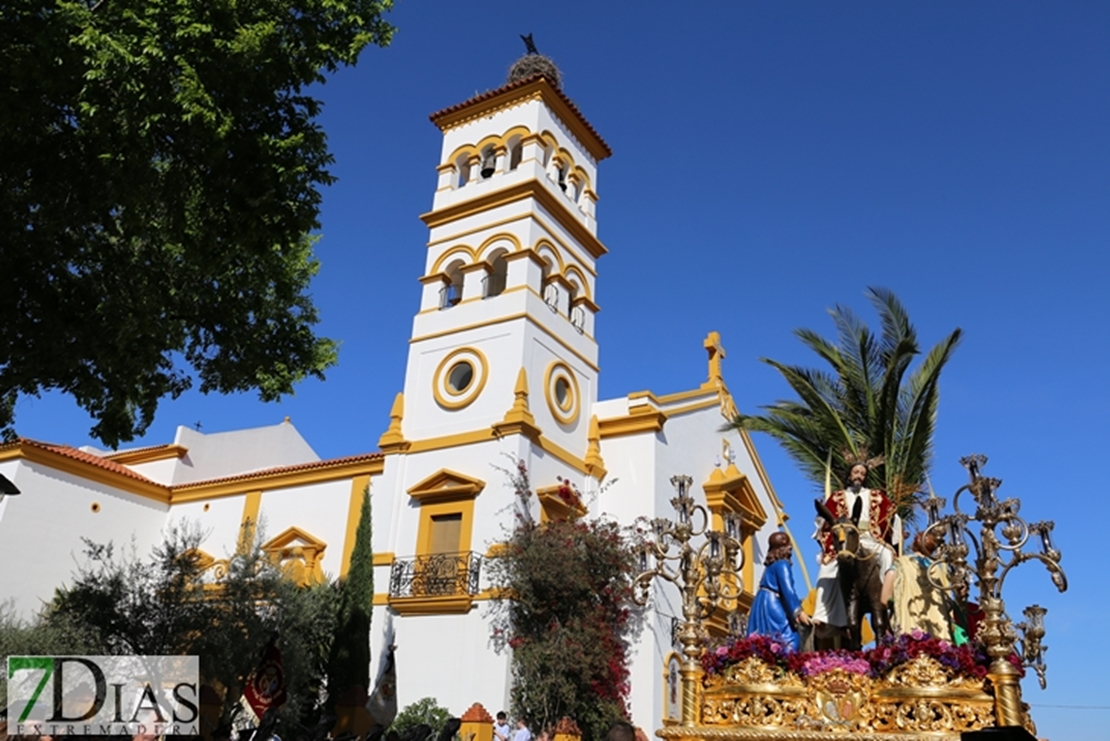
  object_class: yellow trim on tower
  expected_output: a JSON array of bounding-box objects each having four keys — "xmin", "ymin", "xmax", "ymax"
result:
[
  {"xmin": 492, "ymin": 368, "xmax": 542, "ymax": 442},
  {"xmin": 421, "ymin": 180, "xmax": 607, "ymax": 260},
  {"xmin": 563, "ymin": 265, "xmax": 592, "ymax": 299},
  {"xmin": 372, "ymin": 552, "xmax": 395, "ymax": 567},
  {"xmin": 429, "ymin": 245, "xmax": 478, "ymax": 274},
  {"xmin": 406, "ymin": 429, "xmax": 495, "ymax": 455},
  {"xmin": 378, "ymin": 393, "xmax": 411, "ymax": 454},
  {"xmin": 530, "ymin": 214, "xmax": 601, "ymax": 276},
  {"xmin": 476, "ymin": 232, "xmax": 523, "ymax": 259},
  {"xmin": 426, "ymin": 214, "xmax": 527, "ymax": 246},
  {"xmin": 340, "ymin": 475, "xmax": 371, "ymax": 578},
  {"xmin": 533, "ymin": 239, "xmax": 567, "ymax": 273},
  {"xmin": 411, "ymin": 313, "xmax": 600, "ymax": 372},
  {"xmin": 430, "ymin": 78, "xmax": 611, "ymax": 161}
]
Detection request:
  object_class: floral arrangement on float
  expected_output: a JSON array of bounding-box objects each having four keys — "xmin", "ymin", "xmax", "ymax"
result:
[
  {"xmin": 701, "ymin": 630, "xmax": 1009, "ymax": 680},
  {"xmin": 698, "ymin": 631, "xmax": 1014, "ymax": 734}
]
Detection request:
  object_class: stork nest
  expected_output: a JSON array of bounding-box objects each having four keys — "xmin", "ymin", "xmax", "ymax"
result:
[{"xmin": 508, "ymin": 54, "xmax": 562, "ymax": 88}]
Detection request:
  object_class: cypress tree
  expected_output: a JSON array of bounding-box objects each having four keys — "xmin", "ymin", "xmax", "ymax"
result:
[{"xmin": 328, "ymin": 485, "xmax": 373, "ymax": 701}]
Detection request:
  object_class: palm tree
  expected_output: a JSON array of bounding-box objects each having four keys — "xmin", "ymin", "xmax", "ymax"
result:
[{"xmin": 725, "ymin": 287, "xmax": 961, "ymax": 516}]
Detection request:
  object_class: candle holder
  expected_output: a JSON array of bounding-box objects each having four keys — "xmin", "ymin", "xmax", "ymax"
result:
[
  {"xmin": 923, "ymin": 455, "xmax": 1067, "ymax": 726},
  {"xmin": 633, "ymin": 474, "xmax": 745, "ymax": 726}
]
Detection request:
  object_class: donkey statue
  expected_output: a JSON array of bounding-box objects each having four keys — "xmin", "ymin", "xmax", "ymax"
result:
[{"xmin": 815, "ymin": 497, "xmax": 891, "ymax": 650}]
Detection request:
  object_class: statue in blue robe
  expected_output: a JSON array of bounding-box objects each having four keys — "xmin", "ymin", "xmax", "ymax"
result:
[{"xmin": 747, "ymin": 531, "xmax": 809, "ymax": 651}]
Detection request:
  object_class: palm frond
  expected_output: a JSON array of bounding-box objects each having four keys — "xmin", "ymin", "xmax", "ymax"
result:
[{"xmin": 736, "ymin": 289, "xmax": 961, "ymax": 512}]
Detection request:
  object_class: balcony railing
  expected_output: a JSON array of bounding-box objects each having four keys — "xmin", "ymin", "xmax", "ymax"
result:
[{"xmin": 388, "ymin": 551, "xmax": 482, "ymax": 599}]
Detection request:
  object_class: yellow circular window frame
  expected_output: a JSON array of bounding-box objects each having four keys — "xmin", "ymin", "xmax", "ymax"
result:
[
  {"xmin": 544, "ymin": 361, "xmax": 580, "ymax": 425},
  {"xmin": 433, "ymin": 347, "xmax": 490, "ymax": 410}
]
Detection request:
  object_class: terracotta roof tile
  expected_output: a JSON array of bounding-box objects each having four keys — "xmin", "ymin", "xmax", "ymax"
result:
[
  {"xmin": 170, "ymin": 451, "xmax": 384, "ymax": 491},
  {"xmin": 9, "ymin": 438, "xmax": 382, "ymax": 494},
  {"xmin": 429, "ymin": 74, "xmax": 612, "ymax": 160},
  {"xmin": 20, "ymin": 438, "xmax": 159, "ymax": 484}
]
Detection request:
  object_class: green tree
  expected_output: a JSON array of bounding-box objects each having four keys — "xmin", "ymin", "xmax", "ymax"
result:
[
  {"xmin": 0, "ymin": 602, "xmax": 100, "ymax": 712},
  {"xmin": 327, "ymin": 484, "xmax": 372, "ymax": 702},
  {"xmin": 724, "ymin": 287, "xmax": 962, "ymax": 513},
  {"xmin": 41, "ymin": 523, "xmax": 340, "ymax": 730},
  {"xmin": 487, "ymin": 460, "xmax": 639, "ymax": 741},
  {"xmin": 0, "ymin": 0, "xmax": 395, "ymax": 447}
]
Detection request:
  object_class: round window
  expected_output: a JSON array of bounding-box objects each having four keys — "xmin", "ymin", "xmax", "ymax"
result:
[
  {"xmin": 447, "ymin": 361, "xmax": 474, "ymax": 394},
  {"xmin": 544, "ymin": 361, "xmax": 580, "ymax": 425},
  {"xmin": 433, "ymin": 348, "xmax": 488, "ymax": 410},
  {"xmin": 555, "ymin": 377, "xmax": 571, "ymax": 409}
]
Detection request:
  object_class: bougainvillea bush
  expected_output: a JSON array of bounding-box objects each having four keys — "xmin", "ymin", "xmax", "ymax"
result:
[
  {"xmin": 702, "ymin": 631, "xmax": 1005, "ymax": 681},
  {"xmin": 487, "ymin": 459, "xmax": 640, "ymax": 741}
]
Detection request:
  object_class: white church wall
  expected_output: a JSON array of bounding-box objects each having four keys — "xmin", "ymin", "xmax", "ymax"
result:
[
  {"xmin": 254, "ymin": 479, "xmax": 353, "ymax": 578},
  {"xmin": 171, "ymin": 494, "xmax": 252, "ymax": 559},
  {"xmin": 163, "ymin": 423, "xmax": 320, "ymax": 485},
  {"xmin": 0, "ymin": 461, "xmax": 167, "ymax": 616},
  {"xmin": 124, "ymin": 455, "xmax": 181, "ymax": 484}
]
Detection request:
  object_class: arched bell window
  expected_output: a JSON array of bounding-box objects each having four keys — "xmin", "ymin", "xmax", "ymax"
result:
[
  {"xmin": 479, "ymin": 145, "xmax": 496, "ymax": 179},
  {"xmin": 485, "ymin": 250, "xmax": 508, "ymax": 298},
  {"xmin": 507, "ymin": 137, "xmax": 523, "ymax": 171},
  {"xmin": 442, "ymin": 260, "xmax": 465, "ymax": 308},
  {"xmin": 455, "ymin": 154, "xmax": 471, "ymax": 187}
]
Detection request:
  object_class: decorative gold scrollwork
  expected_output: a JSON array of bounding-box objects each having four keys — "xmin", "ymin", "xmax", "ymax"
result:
[{"xmin": 696, "ymin": 657, "xmax": 1000, "ymax": 736}]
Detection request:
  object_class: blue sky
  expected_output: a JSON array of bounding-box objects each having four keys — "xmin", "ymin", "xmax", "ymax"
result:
[{"xmin": 16, "ymin": 2, "xmax": 1109, "ymax": 737}]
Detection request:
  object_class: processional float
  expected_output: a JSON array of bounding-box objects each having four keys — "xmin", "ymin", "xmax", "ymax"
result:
[{"xmin": 637, "ymin": 456, "xmax": 1065, "ymax": 740}]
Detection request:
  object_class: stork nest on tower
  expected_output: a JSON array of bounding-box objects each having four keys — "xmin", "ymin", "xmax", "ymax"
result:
[{"xmin": 508, "ymin": 54, "xmax": 562, "ymax": 88}]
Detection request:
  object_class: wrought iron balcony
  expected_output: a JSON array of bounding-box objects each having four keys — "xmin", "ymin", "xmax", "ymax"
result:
[{"xmin": 388, "ymin": 550, "xmax": 482, "ymax": 600}]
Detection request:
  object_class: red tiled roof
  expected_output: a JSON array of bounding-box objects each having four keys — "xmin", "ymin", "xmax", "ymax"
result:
[
  {"xmin": 429, "ymin": 74, "xmax": 612, "ymax": 160},
  {"xmin": 20, "ymin": 438, "xmax": 159, "ymax": 485},
  {"xmin": 6, "ymin": 438, "xmax": 382, "ymax": 495},
  {"xmin": 171, "ymin": 451, "xmax": 384, "ymax": 491}
]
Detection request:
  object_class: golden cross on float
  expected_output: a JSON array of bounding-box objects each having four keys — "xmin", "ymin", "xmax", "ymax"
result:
[{"xmin": 703, "ymin": 331, "xmax": 726, "ymax": 388}]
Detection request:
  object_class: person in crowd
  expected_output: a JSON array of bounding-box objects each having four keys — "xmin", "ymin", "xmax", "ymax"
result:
[{"xmin": 494, "ymin": 711, "xmax": 511, "ymax": 741}]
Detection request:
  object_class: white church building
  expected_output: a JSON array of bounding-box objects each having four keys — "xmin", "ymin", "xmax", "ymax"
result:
[{"xmin": 0, "ymin": 66, "xmax": 795, "ymax": 733}]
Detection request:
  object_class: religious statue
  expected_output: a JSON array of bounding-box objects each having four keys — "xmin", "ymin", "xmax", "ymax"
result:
[
  {"xmin": 883, "ymin": 531, "xmax": 953, "ymax": 638},
  {"xmin": 746, "ymin": 531, "xmax": 810, "ymax": 651},
  {"xmin": 813, "ymin": 459, "xmax": 897, "ymax": 648}
]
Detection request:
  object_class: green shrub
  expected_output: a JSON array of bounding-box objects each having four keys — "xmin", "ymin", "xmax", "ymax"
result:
[{"xmin": 392, "ymin": 696, "xmax": 454, "ymax": 735}]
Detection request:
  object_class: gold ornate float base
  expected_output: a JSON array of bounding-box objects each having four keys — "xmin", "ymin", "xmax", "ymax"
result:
[{"xmin": 657, "ymin": 656, "xmax": 1035, "ymax": 740}]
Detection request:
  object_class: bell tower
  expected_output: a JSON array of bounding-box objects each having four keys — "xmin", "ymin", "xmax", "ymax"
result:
[{"xmin": 396, "ymin": 54, "xmax": 612, "ymax": 460}]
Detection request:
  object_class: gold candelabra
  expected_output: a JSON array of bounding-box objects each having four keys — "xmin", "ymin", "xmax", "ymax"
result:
[
  {"xmin": 632, "ymin": 474, "xmax": 745, "ymax": 727},
  {"xmin": 923, "ymin": 454, "xmax": 1067, "ymax": 728}
]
